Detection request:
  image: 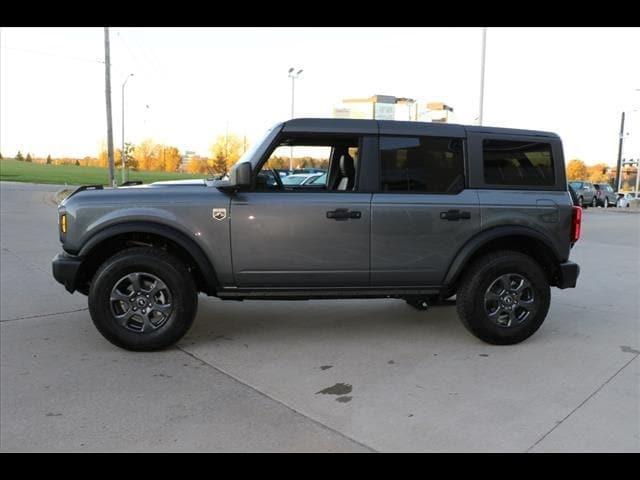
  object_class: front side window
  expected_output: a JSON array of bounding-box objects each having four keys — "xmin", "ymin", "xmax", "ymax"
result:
[
  {"xmin": 483, "ymin": 139, "xmax": 555, "ymax": 187},
  {"xmin": 380, "ymin": 136, "xmax": 464, "ymax": 193},
  {"xmin": 255, "ymin": 136, "xmax": 359, "ymax": 192}
]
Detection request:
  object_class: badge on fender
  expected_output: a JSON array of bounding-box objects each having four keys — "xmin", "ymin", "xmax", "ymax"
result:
[{"xmin": 212, "ymin": 208, "xmax": 227, "ymax": 221}]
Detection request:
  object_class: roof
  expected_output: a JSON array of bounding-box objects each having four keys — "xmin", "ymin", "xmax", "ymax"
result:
[{"xmin": 282, "ymin": 118, "xmax": 560, "ymax": 138}]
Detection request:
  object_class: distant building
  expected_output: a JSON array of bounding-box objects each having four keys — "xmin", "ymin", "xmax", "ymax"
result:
[
  {"xmin": 179, "ymin": 150, "xmax": 197, "ymax": 171},
  {"xmin": 333, "ymin": 94, "xmax": 454, "ymax": 123}
]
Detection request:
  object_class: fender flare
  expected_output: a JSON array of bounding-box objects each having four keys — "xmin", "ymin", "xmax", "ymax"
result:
[
  {"xmin": 78, "ymin": 221, "xmax": 219, "ymax": 294},
  {"xmin": 443, "ymin": 225, "xmax": 562, "ymax": 286}
]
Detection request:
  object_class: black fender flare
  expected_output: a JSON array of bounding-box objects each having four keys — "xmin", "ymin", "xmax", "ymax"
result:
[
  {"xmin": 443, "ymin": 225, "xmax": 562, "ymax": 286},
  {"xmin": 78, "ymin": 221, "xmax": 219, "ymax": 294}
]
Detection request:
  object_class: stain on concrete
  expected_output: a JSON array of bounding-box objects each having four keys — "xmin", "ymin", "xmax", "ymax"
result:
[
  {"xmin": 387, "ymin": 360, "xmax": 395, "ymax": 364},
  {"xmin": 621, "ymin": 346, "xmax": 640, "ymax": 354},
  {"xmin": 408, "ymin": 414, "xmax": 414, "ymax": 417},
  {"xmin": 336, "ymin": 396, "xmax": 352, "ymax": 403},
  {"xmin": 45, "ymin": 412, "xmax": 63, "ymax": 417},
  {"xmin": 479, "ymin": 354, "xmax": 489, "ymax": 357},
  {"xmin": 319, "ymin": 365, "xmax": 333, "ymax": 370},
  {"xmin": 316, "ymin": 383, "xmax": 352, "ymax": 396},
  {"xmin": 152, "ymin": 373, "xmax": 173, "ymax": 378}
]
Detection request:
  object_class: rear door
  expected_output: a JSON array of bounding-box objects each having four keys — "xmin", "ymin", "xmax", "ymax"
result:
[{"xmin": 370, "ymin": 123, "xmax": 480, "ymax": 286}]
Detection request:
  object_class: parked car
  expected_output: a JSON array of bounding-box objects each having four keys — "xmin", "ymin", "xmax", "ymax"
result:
[
  {"xmin": 568, "ymin": 181, "xmax": 596, "ymax": 207},
  {"xmin": 53, "ymin": 118, "xmax": 581, "ymax": 351},
  {"xmin": 281, "ymin": 173, "xmax": 323, "ymax": 185},
  {"xmin": 593, "ymin": 183, "xmax": 617, "ymax": 208},
  {"xmin": 617, "ymin": 192, "xmax": 639, "ymax": 208}
]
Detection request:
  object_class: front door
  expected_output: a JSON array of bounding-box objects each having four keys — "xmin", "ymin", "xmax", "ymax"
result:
[{"xmin": 230, "ymin": 134, "xmax": 372, "ymax": 287}]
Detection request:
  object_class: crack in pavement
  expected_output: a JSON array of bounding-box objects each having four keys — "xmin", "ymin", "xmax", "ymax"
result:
[
  {"xmin": 1, "ymin": 307, "xmax": 89, "ymax": 323},
  {"xmin": 176, "ymin": 345, "xmax": 376, "ymax": 453},
  {"xmin": 525, "ymin": 353, "xmax": 639, "ymax": 452}
]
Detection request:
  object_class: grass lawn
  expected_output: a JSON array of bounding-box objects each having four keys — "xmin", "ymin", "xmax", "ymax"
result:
[{"xmin": 0, "ymin": 159, "xmax": 205, "ymax": 186}]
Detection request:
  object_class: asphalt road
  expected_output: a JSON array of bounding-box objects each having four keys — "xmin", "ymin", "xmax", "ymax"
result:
[{"xmin": 1, "ymin": 181, "xmax": 638, "ymax": 452}]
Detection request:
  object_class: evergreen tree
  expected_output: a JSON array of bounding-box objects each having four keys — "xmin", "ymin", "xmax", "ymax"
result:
[
  {"xmin": 46, "ymin": 155, "xmax": 52, "ymax": 164},
  {"xmin": 75, "ymin": 160, "xmax": 80, "ymax": 166},
  {"xmin": 25, "ymin": 153, "xmax": 33, "ymax": 163},
  {"xmin": 16, "ymin": 151, "xmax": 24, "ymax": 161}
]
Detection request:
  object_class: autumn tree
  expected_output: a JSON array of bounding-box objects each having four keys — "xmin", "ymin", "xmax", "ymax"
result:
[
  {"xmin": 586, "ymin": 163, "xmax": 610, "ymax": 184},
  {"xmin": 187, "ymin": 156, "xmax": 209, "ymax": 174},
  {"xmin": 566, "ymin": 159, "xmax": 588, "ymax": 181},
  {"xmin": 209, "ymin": 134, "xmax": 244, "ymax": 176},
  {"xmin": 133, "ymin": 139, "xmax": 157, "ymax": 171}
]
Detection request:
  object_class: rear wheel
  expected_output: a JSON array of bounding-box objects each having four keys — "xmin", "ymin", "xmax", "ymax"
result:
[
  {"xmin": 592, "ymin": 197, "xmax": 597, "ymax": 207},
  {"xmin": 88, "ymin": 247, "xmax": 198, "ymax": 351},
  {"xmin": 578, "ymin": 196, "xmax": 584, "ymax": 207},
  {"xmin": 456, "ymin": 251, "xmax": 550, "ymax": 345}
]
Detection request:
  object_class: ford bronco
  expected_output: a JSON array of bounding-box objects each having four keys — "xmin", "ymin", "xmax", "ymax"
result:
[{"xmin": 52, "ymin": 118, "xmax": 581, "ymax": 351}]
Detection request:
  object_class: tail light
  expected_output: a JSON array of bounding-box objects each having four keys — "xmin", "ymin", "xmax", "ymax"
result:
[{"xmin": 571, "ymin": 206, "xmax": 582, "ymax": 243}]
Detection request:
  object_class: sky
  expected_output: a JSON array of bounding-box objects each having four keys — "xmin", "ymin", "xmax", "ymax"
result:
[{"xmin": 1, "ymin": 27, "xmax": 639, "ymax": 166}]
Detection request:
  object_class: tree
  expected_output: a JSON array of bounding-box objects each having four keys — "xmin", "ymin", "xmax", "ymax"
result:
[
  {"xmin": 46, "ymin": 155, "xmax": 52, "ymax": 165},
  {"xmin": 0, "ymin": 152, "xmax": 3, "ymax": 160},
  {"xmin": 209, "ymin": 133, "xmax": 244, "ymax": 176},
  {"xmin": 160, "ymin": 146, "xmax": 181, "ymax": 172},
  {"xmin": 16, "ymin": 151, "xmax": 24, "ymax": 161},
  {"xmin": 25, "ymin": 153, "xmax": 33, "ymax": 163},
  {"xmin": 186, "ymin": 156, "xmax": 209, "ymax": 174},
  {"xmin": 75, "ymin": 160, "xmax": 80, "ymax": 166},
  {"xmin": 134, "ymin": 139, "xmax": 158, "ymax": 171},
  {"xmin": 566, "ymin": 159, "xmax": 588, "ymax": 181},
  {"xmin": 587, "ymin": 163, "xmax": 610, "ymax": 184}
]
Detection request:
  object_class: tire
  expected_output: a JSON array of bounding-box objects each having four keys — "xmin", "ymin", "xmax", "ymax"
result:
[
  {"xmin": 604, "ymin": 197, "xmax": 610, "ymax": 208},
  {"xmin": 578, "ymin": 196, "xmax": 584, "ymax": 207},
  {"xmin": 456, "ymin": 250, "xmax": 550, "ymax": 345},
  {"xmin": 88, "ymin": 247, "xmax": 198, "ymax": 351},
  {"xmin": 592, "ymin": 197, "xmax": 597, "ymax": 207}
]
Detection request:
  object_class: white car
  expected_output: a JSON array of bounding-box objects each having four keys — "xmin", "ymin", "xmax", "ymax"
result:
[
  {"xmin": 617, "ymin": 192, "xmax": 639, "ymax": 208},
  {"xmin": 281, "ymin": 173, "xmax": 324, "ymax": 186}
]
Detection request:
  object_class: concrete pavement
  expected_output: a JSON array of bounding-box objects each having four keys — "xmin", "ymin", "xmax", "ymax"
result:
[{"xmin": 1, "ymin": 181, "xmax": 638, "ymax": 452}]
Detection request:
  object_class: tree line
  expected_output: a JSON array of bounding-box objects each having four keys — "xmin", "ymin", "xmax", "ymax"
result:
[{"xmin": 566, "ymin": 158, "xmax": 637, "ymax": 190}]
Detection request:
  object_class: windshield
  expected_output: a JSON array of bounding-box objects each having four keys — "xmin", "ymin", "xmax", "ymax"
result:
[
  {"xmin": 282, "ymin": 175, "xmax": 307, "ymax": 185},
  {"xmin": 569, "ymin": 182, "xmax": 583, "ymax": 189},
  {"xmin": 230, "ymin": 123, "xmax": 283, "ymax": 169}
]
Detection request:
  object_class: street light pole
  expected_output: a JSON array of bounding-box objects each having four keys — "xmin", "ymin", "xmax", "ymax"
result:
[
  {"xmin": 121, "ymin": 73, "xmax": 134, "ymax": 184},
  {"xmin": 478, "ymin": 27, "xmax": 487, "ymax": 126},
  {"xmin": 615, "ymin": 111, "xmax": 626, "ymax": 192},
  {"xmin": 288, "ymin": 67, "xmax": 303, "ymax": 171}
]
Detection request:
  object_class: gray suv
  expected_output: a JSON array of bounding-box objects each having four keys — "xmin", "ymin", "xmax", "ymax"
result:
[
  {"xmin": 569, "ymin": 181, "xmax": 596, "ymax": 207},
  {"xmin": 52, "ymin": 119, "xmax": 581, "ymax": 351}
]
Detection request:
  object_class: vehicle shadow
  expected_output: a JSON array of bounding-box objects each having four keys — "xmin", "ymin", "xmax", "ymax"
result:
[{"xmin": 183, "ymin": 297, "xmax": 472, "ymax": 350}]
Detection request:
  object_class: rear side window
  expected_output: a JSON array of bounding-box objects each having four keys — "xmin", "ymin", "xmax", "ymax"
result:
[
  {"xmin": 483, "ymin": 140, "xmax": 554, "ymax": 186},
  {"xmin": 380, "ymin": 136, "xmax": 464, "ymax": 193}
]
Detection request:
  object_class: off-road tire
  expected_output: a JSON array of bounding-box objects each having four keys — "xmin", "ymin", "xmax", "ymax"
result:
[
  {"xmin": 88, "ymin": 247, "xmax": 198, "ymax": 351},
  {"xmin": 456, "ymin": 250, "xmax": 550, "ymax": 345}
]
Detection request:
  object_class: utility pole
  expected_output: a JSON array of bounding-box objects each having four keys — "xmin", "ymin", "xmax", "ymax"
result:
[
  {"xmin": 104, "ymin": 27, "xmax": 116, "ymax": 187},
  {"xmin": 615, "ymin": 111, "xmax": 626, "ymax": 191},
  {"xmin": 478, "ymin": 27, "xmax": 487, "ymax": 126}
]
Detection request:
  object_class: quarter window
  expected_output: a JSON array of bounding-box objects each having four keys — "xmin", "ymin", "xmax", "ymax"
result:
[
  {"xmin": 483, "ymin": 140, "xmax": 554, "ymax": 186},
  {"xmin": 380, "ymin": 136, "xmax": 464, "ymax": 193}
]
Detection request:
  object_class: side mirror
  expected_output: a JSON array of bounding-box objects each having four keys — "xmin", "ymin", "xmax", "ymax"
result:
[{"xmin": 232, "ymin": 162, "xmax": 252, "ymax": 188}]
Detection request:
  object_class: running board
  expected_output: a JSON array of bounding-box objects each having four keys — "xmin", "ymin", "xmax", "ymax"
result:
[{"xmin": 216, "ymin": 286, "xmax": 442, "ymax": 301}]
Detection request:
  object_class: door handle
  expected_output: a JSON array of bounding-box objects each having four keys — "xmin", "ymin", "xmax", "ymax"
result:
[
  {"xmin": 327, "ymin": 209, "xmax": 362, "ymax": 220},
  {"xmin": 440, "ymin": 209, "xmax": 471, "ymax": 221}
]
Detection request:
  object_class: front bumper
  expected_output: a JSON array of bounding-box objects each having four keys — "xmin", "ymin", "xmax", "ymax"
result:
[
  {"xmin": 52, "ymin": 252, "xmax": 82, "ymax": 293},
  {"xmin": 556, "ymin": 261, "xmax": 580, "ymax": 289}
]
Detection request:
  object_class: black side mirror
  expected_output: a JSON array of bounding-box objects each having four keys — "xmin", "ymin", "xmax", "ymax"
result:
[{"xmin": 232, "ymin": 162, "xmax": 252, "ymax": 188}]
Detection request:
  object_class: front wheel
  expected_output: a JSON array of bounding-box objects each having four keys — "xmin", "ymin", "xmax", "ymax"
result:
[
  {"xmin": 456, "ymin": 251, "xmax": 550, "ymax": 345},
  {"xmin": 604, "ymin": 197, "xmax": 610, "ymax": 208},
  {"xmin": 88, "ymin": 247, "xmax": 198, "ymax": 351},
  {"xmin": 592, "ymin": 197, "xmax": 598, "ymax": 207}
]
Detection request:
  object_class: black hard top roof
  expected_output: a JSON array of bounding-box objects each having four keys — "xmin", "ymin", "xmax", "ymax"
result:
[{"xmin": 282, "ymin": 118, "xmax": 559, "ymax": 139}]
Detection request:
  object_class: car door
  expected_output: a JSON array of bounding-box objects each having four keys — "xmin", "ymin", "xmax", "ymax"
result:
[
  {"xmin": 229, "ymin": 132, "xmax": 376, "ymax": 288},
  {"xmin": 370, "ymin": 124, "xmax": 480, "ymax": 286}
]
